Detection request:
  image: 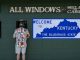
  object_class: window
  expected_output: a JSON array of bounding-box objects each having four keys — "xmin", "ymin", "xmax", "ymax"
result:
[{"xmin": 16, "ymin": 20, "xmax": 27, "ymax": 29}]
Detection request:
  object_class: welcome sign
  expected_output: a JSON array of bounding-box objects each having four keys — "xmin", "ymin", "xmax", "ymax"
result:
[{"xmin": 33, "ymin": 19, "xmax": 80, "ymax": 39}]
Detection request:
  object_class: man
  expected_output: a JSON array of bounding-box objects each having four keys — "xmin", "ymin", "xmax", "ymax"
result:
[{"xmin": 13, "ymin": 20, "xmax": 30, "ymax": 60}]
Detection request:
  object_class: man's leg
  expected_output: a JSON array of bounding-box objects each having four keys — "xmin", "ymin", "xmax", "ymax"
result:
[
  {"xmin": 22, "ymin": 47, "xmax": 26, "ymax": 60},
  {"xmin": 22, "ymin": 54, "xmax": 25, "ymax": 60},
  {"xmin": 15, "ymin": 46, "xmax": 21, "ymax": 60},
  {"xmin": 17, "ymin": 54, "xmax": 20, "ymax": 60}
]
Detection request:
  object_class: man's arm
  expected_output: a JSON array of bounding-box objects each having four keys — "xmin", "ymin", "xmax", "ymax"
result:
[
  {"xmin": 26, "ymin": 29, "xmax": 30, "ymax": 38},
  {"xmin": 27, "ymin": 32, "xmax": 30, "ymax": 38},
  {"xmin": 13, "ymin": 30, "xmax": 16, "ymax": 38}
]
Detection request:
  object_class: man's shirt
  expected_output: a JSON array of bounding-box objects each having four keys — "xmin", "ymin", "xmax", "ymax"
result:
[{"xmin": 13, "ymin": 27, "xmax": 29, "ymax": 47}]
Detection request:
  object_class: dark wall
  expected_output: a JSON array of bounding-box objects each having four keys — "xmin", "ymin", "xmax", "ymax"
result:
[{"xmin": 0, "ymin": 1, "xmax": 80, "ymax": 60}]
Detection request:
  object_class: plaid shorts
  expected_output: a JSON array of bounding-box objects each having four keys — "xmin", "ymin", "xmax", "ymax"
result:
[{"xmin": 15, "ymin": 44, "xmax": 27, "ymax": 54}]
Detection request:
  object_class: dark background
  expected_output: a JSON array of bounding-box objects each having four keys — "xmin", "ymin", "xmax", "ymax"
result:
[
  {"xmin": 16, "ymin": 21, "xmax": 27, "ymax": 28},
  {"xmin": 0, "ymin": 0, "xmax": 80, "ymax": 60}
]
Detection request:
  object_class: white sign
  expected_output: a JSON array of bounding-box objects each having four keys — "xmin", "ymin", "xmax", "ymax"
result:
[
  {"xmin": 9, "ymin": 6, "xmax": 80, "ymax": 13},
  {"xmin": 33, "ymin": 19, "xmax": 80, "ymax": 39}
]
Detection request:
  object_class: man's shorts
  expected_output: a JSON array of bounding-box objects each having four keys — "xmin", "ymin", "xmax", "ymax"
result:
[{"xmin": 15, "ymin": 45, "xmax": 27, "ymax": 54}]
